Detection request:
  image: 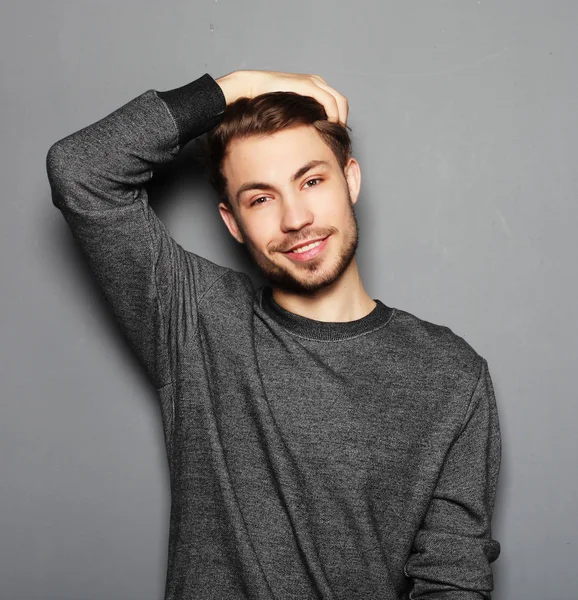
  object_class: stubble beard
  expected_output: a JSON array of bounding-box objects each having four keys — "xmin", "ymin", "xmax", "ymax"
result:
[{"xmin": 239, "ymin": 195, "xmax": 360, "ymax": 294}]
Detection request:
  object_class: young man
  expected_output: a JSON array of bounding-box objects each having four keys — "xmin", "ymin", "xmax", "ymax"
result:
[{"xmin": 46, "ymin": 70, "xmax": 501, "ymax": 599}]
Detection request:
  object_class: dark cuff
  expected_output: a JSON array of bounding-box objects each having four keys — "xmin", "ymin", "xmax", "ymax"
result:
[{"xmin": 156, "ymin": 73, "xmax": 227, "ymax": 146}]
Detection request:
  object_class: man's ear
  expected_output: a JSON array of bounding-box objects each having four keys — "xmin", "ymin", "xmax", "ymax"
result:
[
  {"xmin": 344, "ymin": 157, "xmax": 361, "ymax": 205},
  {"xmin": 218, "ymin": 202, "xmax": 245, "ymax": 244}
]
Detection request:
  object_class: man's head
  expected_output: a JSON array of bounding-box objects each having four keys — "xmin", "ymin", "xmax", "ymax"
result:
[{"xmin": 200, "ymin": 91, "xmax": 361, "ymax": 294}]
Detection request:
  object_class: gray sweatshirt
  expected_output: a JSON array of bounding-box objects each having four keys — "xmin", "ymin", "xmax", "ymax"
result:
[{"xmin": 46, "ymin": 73, "xmax": 501, "ymax": 600}]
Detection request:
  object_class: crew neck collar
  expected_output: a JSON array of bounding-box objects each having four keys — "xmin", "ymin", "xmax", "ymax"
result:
[{"xmin": 257, "ymin": 285, "xmax": 395, "ymax": 341}]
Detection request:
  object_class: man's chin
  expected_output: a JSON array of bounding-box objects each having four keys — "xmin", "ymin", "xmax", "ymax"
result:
[
  {"xmin": 247, "ymin": 245, "xmax": 345, "ymax": 292},
  {"xmin": 264, "ymin": 263, "xmax": 342, "ymax": 294}
]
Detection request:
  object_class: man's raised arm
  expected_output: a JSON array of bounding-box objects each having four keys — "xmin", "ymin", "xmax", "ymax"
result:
[
  {"xmin": 45, "ymin": 73, "xmax": 228, "ymax": 389},
  {"xmin": 46, "ymin": 69, "xmax": 347, "ymax": 388}
]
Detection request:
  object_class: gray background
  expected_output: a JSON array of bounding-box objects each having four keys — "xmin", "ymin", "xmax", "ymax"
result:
[{"xmin": 1, "ymin": 1, "xmax": 576, "ymax": 598}]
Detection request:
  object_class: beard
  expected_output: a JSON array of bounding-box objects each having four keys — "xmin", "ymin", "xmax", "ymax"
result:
[{"xmin": 238, "ymin": 191, "xmax": 359, "ymax": 294}]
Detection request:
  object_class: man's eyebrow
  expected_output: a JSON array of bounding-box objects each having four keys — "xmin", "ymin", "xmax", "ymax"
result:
[{"xmin": 235, "ymin": 160, "xmax": 331, "ymax": 204}]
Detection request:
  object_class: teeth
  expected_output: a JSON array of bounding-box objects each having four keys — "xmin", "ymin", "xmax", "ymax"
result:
[{"xmin": 292, "ymin": 240, "xmax": 323, "ymax": 254}]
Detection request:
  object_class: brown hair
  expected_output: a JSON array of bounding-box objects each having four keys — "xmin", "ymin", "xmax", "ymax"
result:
[{"xmin": 196, "ymin": 91, "xmax": 353, "ymax": 211}]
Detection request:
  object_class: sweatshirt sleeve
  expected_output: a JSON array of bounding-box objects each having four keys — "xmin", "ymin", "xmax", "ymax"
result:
[
  {"xmin": 46, "ymin": 73, "xmax": 227, "ymax": 389},
  {"xmin": 404, "ymin": 358, "xmax": 502, "ymax": 599}
]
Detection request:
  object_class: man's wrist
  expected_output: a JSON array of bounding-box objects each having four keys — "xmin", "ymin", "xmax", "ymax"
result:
[{"xmin": 215, "ymin": 72, "xmax": 238, "ymax": 106}]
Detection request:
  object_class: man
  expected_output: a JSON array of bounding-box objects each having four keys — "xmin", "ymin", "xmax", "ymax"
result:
[{"xmin": 46, "ymin": 69, "xmax": 501, "ymax": 599}]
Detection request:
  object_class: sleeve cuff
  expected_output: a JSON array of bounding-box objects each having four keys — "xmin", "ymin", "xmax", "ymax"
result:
[{"xmin": 156, "ymin": 72, "xmax": 227, "ymax": 146}]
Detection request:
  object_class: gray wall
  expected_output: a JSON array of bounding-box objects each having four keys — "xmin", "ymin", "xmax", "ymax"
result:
[{"xmin": 2, "ymin": 1, "xmax": 576, "ymax": 598}]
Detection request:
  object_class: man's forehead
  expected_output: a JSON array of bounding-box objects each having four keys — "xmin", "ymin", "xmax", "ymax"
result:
[{"xmin": 225, "ymin": 128, "xmax": 334, "ymax": 176}]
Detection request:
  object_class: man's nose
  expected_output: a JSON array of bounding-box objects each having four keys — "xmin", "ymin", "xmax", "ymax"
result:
[{"xmin": 280, "ymin": 195, "xmax": 314, "ymax": 232}]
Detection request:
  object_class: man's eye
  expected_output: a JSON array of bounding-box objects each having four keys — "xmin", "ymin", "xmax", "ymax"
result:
[
  {"xmin": 305, "ymin": 178, "xmax": 322, "ymax": 188},
  {"xmin": 250, "ymin": 179, "xmax": 322, "ymax": 206}
]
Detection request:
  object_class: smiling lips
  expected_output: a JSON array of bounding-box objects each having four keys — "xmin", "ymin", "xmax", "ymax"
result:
[
  {"xmin": 283, "ymin": 235, "xmax": 331, "ymax": 261},
  {"xmin": 284, "ymin": 235, "xmax": 329, "ymax": 253}
]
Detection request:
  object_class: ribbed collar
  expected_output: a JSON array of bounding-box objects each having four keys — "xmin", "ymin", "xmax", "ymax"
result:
[{"xmin": 257, "ymin": 285, "xmax": 395, "ymax": 342}]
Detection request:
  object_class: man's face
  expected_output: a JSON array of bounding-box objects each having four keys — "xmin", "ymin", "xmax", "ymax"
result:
[{"xmin": 218, "ymin": 125, "xmax": 361, "ymax": 294}]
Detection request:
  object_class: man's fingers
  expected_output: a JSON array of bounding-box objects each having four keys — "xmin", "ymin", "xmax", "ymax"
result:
[
  {"xmin": 310, "ymin": 85, "xmax": 341, "ymax": 124},
  {"xmin": 308, "ymin": 76, "xmax": 349, "ymax": 125}
]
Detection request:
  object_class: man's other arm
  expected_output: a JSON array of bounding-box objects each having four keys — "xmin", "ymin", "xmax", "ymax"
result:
[
  {"xmin": 404, "ymin": 358, "xmax": 502, "ymax": 599},
  {"xmin": 46, "ymin": 73, "xmax": 227, "ymax": 389}
]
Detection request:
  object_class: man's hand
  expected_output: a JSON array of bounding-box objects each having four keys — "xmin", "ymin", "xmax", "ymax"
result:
[{"xmin": 215, "ymin": 70, "xmax": 349, "ymax": 126}]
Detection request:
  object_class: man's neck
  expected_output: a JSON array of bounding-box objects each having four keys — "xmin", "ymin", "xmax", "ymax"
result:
[{"xmin": 271, "ymin": 261, "xmax": 376, "ymax": 323}]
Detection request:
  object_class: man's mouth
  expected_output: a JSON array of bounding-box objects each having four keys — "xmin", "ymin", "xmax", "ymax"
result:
[
  {"xmin": 283, "ymin": 235, "xmax": 331, "ymax": 261},
  {"xmin": 284, "ymin": 235, "xmax": 329, "ymax": 253}
]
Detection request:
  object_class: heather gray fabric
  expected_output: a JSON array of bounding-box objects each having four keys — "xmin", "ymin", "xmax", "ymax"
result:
[{"xmin": 46, "ymin": 72, "xmax": 501, "ymax": 600}]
